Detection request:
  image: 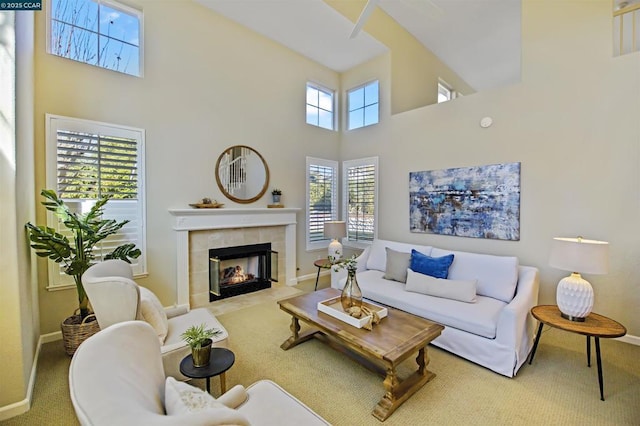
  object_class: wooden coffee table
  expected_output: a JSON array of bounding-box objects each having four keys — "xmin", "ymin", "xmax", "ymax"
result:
[{"xmin": 278, "ymin": 288, "xmax": 444, "ymax": 421}]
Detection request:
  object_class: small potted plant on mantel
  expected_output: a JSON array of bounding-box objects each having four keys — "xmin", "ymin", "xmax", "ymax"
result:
[
  {"xmin": 181, "ymin": 323, "xmax": 222, "ymax": 367},
  {"xmin": 271, "ymin": 188, "xmax": 282, "ymax": 205}
]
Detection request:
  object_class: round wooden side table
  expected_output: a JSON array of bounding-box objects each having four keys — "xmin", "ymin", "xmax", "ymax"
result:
[
  {"xmin": 180, "ymin": 347, "xmax": 235, "ymax": 395},
  {"xmin": 313, "ymin": 259, "xmax": 331, "ymax": 291},
  {"xmin": 528, "ymin": 305, "xmax": 626, "ymax": 401}
]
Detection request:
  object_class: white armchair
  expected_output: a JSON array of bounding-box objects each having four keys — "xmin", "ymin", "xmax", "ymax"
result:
[
  {"xmin": 82, "ymin": 260, "xmax": 229, "ymax": 380},
  {"xmin": 69, "ymin": 321, "xmax": 330, "ymax": 426}
]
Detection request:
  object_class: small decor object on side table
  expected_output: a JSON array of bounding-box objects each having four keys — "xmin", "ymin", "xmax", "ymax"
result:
[
  {"xmin": 332, "ymin": 255, "xmax": 363, "ymax": 312},
  {"xmin": 181, "ymin": 323, "xmax": 222, "ymax": 367}
]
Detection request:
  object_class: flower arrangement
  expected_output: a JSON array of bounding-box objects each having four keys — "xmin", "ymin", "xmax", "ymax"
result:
[
  {"xmin": 271, "ymin": 188, "xmax": 282, "ymax": 195},
  {"xmin": 330, "ymin": 254, "xmax": 358, "ymax": 273}
]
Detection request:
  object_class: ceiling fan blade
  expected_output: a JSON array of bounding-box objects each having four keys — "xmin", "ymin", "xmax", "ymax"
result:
[{"xmin": 350, "ymin": 0, "xmax": 380, "ymax": 39}]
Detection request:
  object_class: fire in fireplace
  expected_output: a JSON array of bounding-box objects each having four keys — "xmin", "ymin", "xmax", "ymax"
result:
[{"xmin": 209, "ymin": 243, "xmax": 277, "ymax": 301}]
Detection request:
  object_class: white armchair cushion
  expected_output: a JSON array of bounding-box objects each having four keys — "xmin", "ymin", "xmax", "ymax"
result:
[
  {"xmin": 164, "ymin": 377, "xmax": 250, "ymax": 425},
  {"xmin": 137, "ymin": 287, "xmax": 169, "ymax": 344}
]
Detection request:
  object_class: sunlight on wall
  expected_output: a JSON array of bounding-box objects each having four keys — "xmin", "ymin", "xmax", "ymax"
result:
[{"xmin": 0, "ymin": 11, "xmax": 16, "ymax": 171}]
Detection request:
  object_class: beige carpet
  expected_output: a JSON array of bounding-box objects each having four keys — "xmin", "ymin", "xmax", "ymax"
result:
[{"xmin": 3, "ymin": 288, "xmax": 639, "ymax": 425}]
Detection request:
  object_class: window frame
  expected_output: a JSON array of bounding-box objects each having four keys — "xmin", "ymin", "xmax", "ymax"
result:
[
  {"xmin": 438, "ymin": 79, "xmax": 456, "ymax": 103},
  {"xmin": 347, "ymin": 80, "xmax": 380, "ymax": 130},
  {"xmin": 45, "ymin": 113, "xmax": 147, "ymax": 290},
  {"xmin": 306, "ymin": 82, "xmax": 336, "ymax": 131},
  {"xmin": 46, "ymin": 0, "xmax": 144, "ymax": 77},
  {"xmin": 342, "ymin": 157, "xmax": 378, "ymax": 249},
  {"xmin": 306, "ymin": 157, "xmax": 339, "ymax": 251}
]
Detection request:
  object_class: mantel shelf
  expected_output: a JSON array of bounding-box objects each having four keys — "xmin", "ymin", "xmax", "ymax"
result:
[{"xmin": 169, "ymin": 207, "xmax": 301, "ymax": 216}]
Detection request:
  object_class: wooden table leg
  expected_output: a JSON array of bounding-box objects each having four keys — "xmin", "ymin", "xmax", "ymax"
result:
[
  {"xmin": 372, "ymin": 347, "xmax": 435, "ymax": 421},
  {"xmin": 280, "ymin": 316, "xmax": 319, "ymax": 350},
  {"xmin": 220, "ymin": 372, "xmax": 227, "ymax": 394}
]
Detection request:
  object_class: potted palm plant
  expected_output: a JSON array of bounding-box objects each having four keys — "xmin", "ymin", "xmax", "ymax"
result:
[
  {"xmin": 181, "ymin": 323, "xmax": 222, "ymax": 367},
  {"xmin": 26, "ymin": 189, "xmax": 141, "ymax": 355}
]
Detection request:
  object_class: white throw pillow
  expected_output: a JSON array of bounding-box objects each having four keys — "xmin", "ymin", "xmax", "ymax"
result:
[
  {"xmin": 431, "ymin": 248, "xmax": 518, "ymax": 303},
  {"xmin": 137, "ymin": 287, "xmax": 169, "ymax": 344},
  {"xmin": 164, "ymin": 377, "xmax": 250, "ymax": 425},
  {"xmin": 405, "ymin": 269, "xmax": 477, "ymax": 303}
]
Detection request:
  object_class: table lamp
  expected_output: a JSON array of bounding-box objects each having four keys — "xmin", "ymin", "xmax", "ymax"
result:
[
  {"xmin": 324, "ymin": 221, "xmax": 346, "ymax": 261},
  {"xmin": 548, "ymin": 236, "xmax": 609, "ymax": 322}
]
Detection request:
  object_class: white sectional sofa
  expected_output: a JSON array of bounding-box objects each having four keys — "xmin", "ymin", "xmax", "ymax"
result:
[{"xmin": 331, "ymin": 239, "xmax": 540, "ymax": 377}]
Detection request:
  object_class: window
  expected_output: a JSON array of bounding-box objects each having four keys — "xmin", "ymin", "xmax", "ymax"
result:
[
  {"xmin": 343, "ymin": 157, "xmax": 378, "ymax": 245},
  {"xmin": 438, "ymin": 80, "xmax": 456, "ymax": 103},
  {"xmin": 48, "ymin": 0, "xmax": 143, "ymax": 77},
  {"xmin": 306, "ymin": 157, "xmax": 338, "ymax": 251},
  {"xmin": 347, "ymin": 80, "xmax": 379, "ymax": 130},
  {"xmin": 46, "ymin": 114, "xmax": 146, "ymax": 288},
  {"xmin": 306, "ymin": 83, "xmax": 335, "ymax": 130}
]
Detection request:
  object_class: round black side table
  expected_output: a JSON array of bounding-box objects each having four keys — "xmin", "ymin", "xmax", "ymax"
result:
[{"xmin": 179, "ymin": 347, "xmax": 235, "ymax": 394}]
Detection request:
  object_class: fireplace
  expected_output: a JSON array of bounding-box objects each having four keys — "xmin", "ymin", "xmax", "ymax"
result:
[{"xmin": 209, "ymin": 243, "xmax": 278, "ymax": 301}]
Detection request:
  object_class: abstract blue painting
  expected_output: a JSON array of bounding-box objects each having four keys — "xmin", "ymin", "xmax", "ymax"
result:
[{"xmin": 409, "ymin": 162, "xmax": 520, "ymax": 240}]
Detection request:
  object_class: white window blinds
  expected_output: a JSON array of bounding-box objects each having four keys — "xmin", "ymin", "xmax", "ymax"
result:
[
  {"xmin": 306, "ymin": 157, "xmax": 338, "ymax": 250},
  {"xmin": 46, "ymin": 114, "xmax": 147, "ymax": 287},
  {"xmin": 343, "ymin": 157, "xmax": 378, "ymax": 243}
]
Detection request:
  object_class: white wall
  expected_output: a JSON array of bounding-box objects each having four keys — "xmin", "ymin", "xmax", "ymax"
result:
[
  {"xmin": 29, "ymin": 0, "xmax": 640, "ymax": 340},
  {"xmin": 33, "ymin": 0, "xmax": 341, "ymax": 333},
  {"xmin": 341, "ymin": 0, "xmax": 640, "ymax": 337},
  {"xmin": 0, "ymin": 10, "xmax": 38, "ymax": 418}
]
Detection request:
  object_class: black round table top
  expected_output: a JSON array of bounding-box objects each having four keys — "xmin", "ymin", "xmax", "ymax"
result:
[{"xmin": 179, "ymin": 347, "xmax": 235, "ymax": 379}]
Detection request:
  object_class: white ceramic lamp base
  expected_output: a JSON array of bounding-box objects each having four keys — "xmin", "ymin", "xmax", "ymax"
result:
[
  {"xmin": 556, "ymin": 272, "xmax": 594, "ymax": 322},
  {"xmin": 328, "ymin": 239, "xmax": 343, "ymax": 261}
]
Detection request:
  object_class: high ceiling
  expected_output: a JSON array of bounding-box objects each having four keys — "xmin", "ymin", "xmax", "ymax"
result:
[{"xmin": 195, "ymin": 0, "xmax": 522, "ymax": 91}]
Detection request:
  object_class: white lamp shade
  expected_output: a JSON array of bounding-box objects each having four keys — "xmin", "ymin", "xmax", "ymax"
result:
[
  {"xmin": 549, "ymin": 237, "xmax": 609, "ymax": 275},
  {"xmin": 323, "ymin": 221, "xmax": 346, "ymax": 240}
]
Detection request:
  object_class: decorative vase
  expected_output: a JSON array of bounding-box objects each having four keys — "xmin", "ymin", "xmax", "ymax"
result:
[
  {"xmin": 192, "ymin": 338, "xmax": 213, "ymax": 367},
  {"xmin": 272, "ymin": 194, "xmax": 281, "ymax": 204},
  {"xmin": 341, "ymin": 269, "xmax": 363, "ymax": 311}
]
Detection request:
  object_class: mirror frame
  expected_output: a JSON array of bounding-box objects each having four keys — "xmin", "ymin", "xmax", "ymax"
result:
[{"xmin": 215, "ymin": 145, "xmax": 270, "ymax": 204}]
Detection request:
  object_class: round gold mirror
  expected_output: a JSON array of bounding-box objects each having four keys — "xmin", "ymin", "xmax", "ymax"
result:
[{"xmin": 215, "ymin": 145, "xmax": 270, "ymax": 204}]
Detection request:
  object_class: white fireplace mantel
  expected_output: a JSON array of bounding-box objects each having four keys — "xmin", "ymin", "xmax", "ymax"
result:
[{"xmin": 169, "ymin": 208, "xmax": 300, "ymax": 306}]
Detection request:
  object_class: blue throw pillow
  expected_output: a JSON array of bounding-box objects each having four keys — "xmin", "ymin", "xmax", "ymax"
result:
[{"xmin": 410, "ymin": 249, "xmax": 455, "ymax": 279}]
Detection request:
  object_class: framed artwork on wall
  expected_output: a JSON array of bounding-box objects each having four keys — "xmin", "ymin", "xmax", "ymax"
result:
[{"xmin": 409, "ymin": 162, "xmax": 521, "ymax": 241}]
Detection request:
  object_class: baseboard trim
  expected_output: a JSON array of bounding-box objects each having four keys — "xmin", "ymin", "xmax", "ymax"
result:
[
  {"xmin": 297, "ymin": 270, "xmax": 330, "ymax": 283},
  {"xmin": 616, "ymin": 333, "xmax": 639, "ymax": 346},
  {"xmin": 0, "ymin": 334, "xmax": 46, "ymax": 421},
  {"xmin": 41, "ymin": 330, "xmax": 62, "ymax": 343}
]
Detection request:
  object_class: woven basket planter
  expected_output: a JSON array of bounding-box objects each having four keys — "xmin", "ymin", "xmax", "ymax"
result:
[{"xmin": 61, "ymin": 314, "xmax": 100, "ymax": 356}]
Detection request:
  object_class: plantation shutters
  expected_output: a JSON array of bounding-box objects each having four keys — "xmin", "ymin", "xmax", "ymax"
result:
[
  {"xmin": 46, "ymin": 114, "xmax": 147, "ymax": 287},
  {"xmin": 343, "ymin": 157, "xmax": 378, "ymax": 243},
  {"xmin": 306, "ymin": 157, "xmax": 338, "ymax": 250}
]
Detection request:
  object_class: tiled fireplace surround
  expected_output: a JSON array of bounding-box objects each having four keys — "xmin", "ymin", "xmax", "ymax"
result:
[{"xmin": 169, "ymin": 208, "xmax": 299, "ymax": 309}]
